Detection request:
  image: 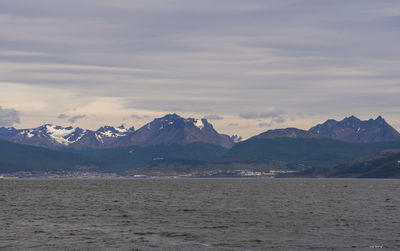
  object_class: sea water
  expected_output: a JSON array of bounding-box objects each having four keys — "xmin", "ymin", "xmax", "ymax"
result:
[{"xmin": 1, "ymin": 178, "xmax": 399, "ymax": 250}]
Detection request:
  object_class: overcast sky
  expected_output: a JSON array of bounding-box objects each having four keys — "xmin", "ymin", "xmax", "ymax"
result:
[{"xmin": 0, "ymin": 0, "xmax": 399, "ymax": 138}]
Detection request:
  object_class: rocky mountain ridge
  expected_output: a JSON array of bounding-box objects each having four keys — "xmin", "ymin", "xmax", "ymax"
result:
[
  {"xmin": 0, "ymin": 114, "xmax": 398, "ymax": 151},
  {"xmin": 0, "ymin": 124, "xmax": 134, "ymax": 150},
  {"xmin": 0, "ymin": 114, "xmax": 235, "ymax": 149},
  {"xmin": 309, "ymin": 115, "xmax": 400, "ymax": 142},
  {"xmin": 253, "ymin": 115, "xmax": 399, "ymax": 143}
]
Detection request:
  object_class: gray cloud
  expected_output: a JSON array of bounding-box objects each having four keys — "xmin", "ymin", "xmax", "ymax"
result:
[
  {"xmin": 258, "ymin": 117, "xmax": 286, "ymax": 128},
  {"xmin": 68, "ymin": 115, "xmax": 86, "ymax": 123},
  {"xmin": 0, "ymin": 0, "xmax": 400, "ymax": 134},
  {"xmin": 258, "ymin": 122, "xmax": 273, "ymax": 128},
  {"xmin": 0, "ymin": 106, "xmax": 20, "ymax": 127},
  {"xmin": 57, "ymin": 113, "xmax": 69, "ymax": 119},
  {"xmin": 273, "ymin": 117, "xmax": 285, "ymax": 124},
  {"xmin": 239, "ymin": 110, "xmax": 284, "ymax": 119},
  {"xmin": 131, "ymin": 114, "xmax": 151, "ymax": 120},
  {"xmin": 204, "ymin": 114, "xmax": 224, "ymax": 120}
]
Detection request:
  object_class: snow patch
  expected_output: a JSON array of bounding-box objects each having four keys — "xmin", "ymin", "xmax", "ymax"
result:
[
  {"xmin": 46, "ymin": 125, "xmax": 78, "ymax": 145},
  {"xmin": 99, "ymin": 130, "xmax": 116, "ymax": 137},
  {"xmin": 27, "ymin": 131, "xmax": 34, "ymax": 138},
  {"xmin": 195, "ymin": 119, "xmax": 204, "ymax": 130},
  {"xmin": 115, "ymin": 126, "xmax": 127, "ymax": 133},
  {"xmin": 95, "ymin": 134, "xmax": 104, "ymax": 144}
]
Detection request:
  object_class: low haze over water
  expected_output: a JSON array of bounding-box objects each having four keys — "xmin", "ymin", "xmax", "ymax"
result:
[{"xmin": 1, "ymin": 179, "xmax": 400, "ymax": 250}]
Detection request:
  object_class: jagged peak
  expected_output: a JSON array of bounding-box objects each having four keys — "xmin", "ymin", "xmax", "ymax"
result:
[
  {"xmin": 97, "ymin": 125, "xmax": 114, "ymax": 131},
  {"xmin": 343, "ymin": 115, "xmax": 361, "ymax": 122},
  {"xmin": 148, "ymin": 114, "xmax": 210, "ymax": 129},
  {"xmin": 97, "ymin": 125, "xmax": 134, "ymax": 132},
  {"xmin": 231, "ymin": 134, "xmax": 242, "ymax": 143},
  {"xmin": 200, "ymin": 118, "xmax": 212, "ymax": 127},
  {"xmin": 160, "ymin": 113, "xmax": 183, "ymax": 120},
  {"xmin": 376, "ymin": 115, "xmax": 385, "ymax": 122}
]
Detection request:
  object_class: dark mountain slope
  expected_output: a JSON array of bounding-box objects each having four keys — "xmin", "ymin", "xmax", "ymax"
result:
[
  {"xmin": 328, "ymin": 150, "xmax": 400, "ymax": 178},
  {"xmin": 284, "ymin": 150, "xmax": 400, "ymax": 178},
  {"xmin": 72, "ymin": 142, "xmax": 229, "ymax": 173},
  {"xmin": 222, "ymin": 137, "xmax": 400, "ymax": 168},
  {"xmin": 0, "ymin": 139, "xmax": 100, "ymax": 173},
  {"xmin": 255, "ymin": 128, "xmax": 319, "ymax": 139}
]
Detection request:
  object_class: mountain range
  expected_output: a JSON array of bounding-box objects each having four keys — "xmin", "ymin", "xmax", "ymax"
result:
[
  {"xmin": 309, "ymin": 115, "xmax": 400, "ymax": 143},
  {"xmin": 1, "ymin": 114, "xmax": 400, "ymax": 177},
  {"xmin": 0, "ymin": 124, "xmax": 134, "ymax": 150},
  {"xmin": 0, "ymin": 114, "xmax": 236, "ymax": 150},
  {"xmin": 256, "ymin": 116, "xmax": 400, "ymax": 143}
]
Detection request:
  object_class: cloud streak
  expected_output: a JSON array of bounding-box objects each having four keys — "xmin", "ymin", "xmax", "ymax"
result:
[
  {"xmin": 130, "ymin": 114, "xmax": 151, "ymax": 120},
  {"xmin": 258, "ymin": 117, "xmax": 286, "ymax": 128},
  {"xmin": 0, "ymin": 106, "xmax": 20, "ymax": 126},
  {"xmin": 204, "ymin": 114, "xmax": 224, "ymax": 120},
  {"xmin": 239, "ymin": 109, "xmax": 284, "ymax": 119},
  {"xmin": 57, "ymin": 113, "xmax": 69, "ymax": 119},
  {"xmin": 68, "ymin": 115, "xmax": 86, "ymax": 123},
  {"xmin": 0, "ymin": 0, "xmax": 400, "ymax": 137}
]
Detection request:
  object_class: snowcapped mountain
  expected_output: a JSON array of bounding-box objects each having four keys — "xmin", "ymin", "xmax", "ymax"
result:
[
  {"xmin": 0, "ymin": 124, "xmax": 134, "ymax": 149},
  {"xmin": 0, "ymin": 114, "xmax": 235, "ymax": 149},
  {"xmin": 92, "ymin": 125, "xmax": 135, "ymax": 147},
  {"xmin": 119, "ymin": 114, "xmax": 235, "ymax": 148}
]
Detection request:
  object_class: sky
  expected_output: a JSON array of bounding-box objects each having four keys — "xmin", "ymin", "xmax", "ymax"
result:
[{"xmin": 0, "ymin": 0, "xmax": 399, "ymax": 138}]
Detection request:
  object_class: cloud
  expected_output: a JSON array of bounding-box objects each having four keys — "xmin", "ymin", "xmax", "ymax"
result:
[
  {"xmin": 1, "ymin": 0, "xmax": 400, "ymax": 136},
  {"xmin": 239, "ymin": 109, "xmax": 284, "ymax": 119},
  {"xmin": 131, "ymin": 114, "xmax": 151, "ymax": 120},
  {"xmin": 258, "ymin": 117, "xmax": 286, "ymax": 128},
  {"xmin": 0, "ymin": 106, "xmax": 20, "ymax": 127},
  {"xmin": 57, "ymin": 113, "xmax": 69, "ymax": 119},
  {"xmin": 273, "ymin": 117, "xmax": 285, "ymax": 124},
  {"xmin": 204, "ymin": 114, "xmax": 224, "ymax": 120},
  {"xmin": 68, "ymin": 114, "xmax": 86, "ymax": 123},
  {"xmin": 258, "ymin": 122, "xmax": 273, "ymax": 128}
]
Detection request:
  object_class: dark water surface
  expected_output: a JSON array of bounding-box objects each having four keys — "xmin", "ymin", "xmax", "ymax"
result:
[{"xmin": 1, "ymin": 179, "xmax": 400, "ymax": 250}]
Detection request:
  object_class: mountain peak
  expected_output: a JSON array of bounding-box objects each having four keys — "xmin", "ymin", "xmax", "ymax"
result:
[
  {"xmin": 120, "ymin": 114, "xmax": 235, "ymax": 148},
  {"xmin": 344, "ymin": 115, "xmax": 360, "ymax": 122},
  {"xmin": 160, "ymin": 113, "xmax": 182, "ymax": 121}
]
